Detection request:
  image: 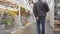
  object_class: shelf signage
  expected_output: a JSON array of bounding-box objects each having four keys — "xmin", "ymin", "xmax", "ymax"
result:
[{"xmin": 0, "ymin": 4, "xmax": 18, "ymax": 11}]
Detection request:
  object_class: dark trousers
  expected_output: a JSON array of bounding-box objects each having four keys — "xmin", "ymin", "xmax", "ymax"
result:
[{"xmin": 37, "ymin": 17, "xmax": 46, "ymax": 34}]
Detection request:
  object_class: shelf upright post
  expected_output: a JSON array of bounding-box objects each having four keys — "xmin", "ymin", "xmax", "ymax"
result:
[{"xmin": 18, "ymin": 1, "xmax": 22, "ymax": 34}]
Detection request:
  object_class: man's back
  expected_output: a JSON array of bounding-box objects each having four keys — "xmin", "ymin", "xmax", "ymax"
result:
[{"xmin": 33, "ymin": 1, "xmax": 49, "ymax": 17}]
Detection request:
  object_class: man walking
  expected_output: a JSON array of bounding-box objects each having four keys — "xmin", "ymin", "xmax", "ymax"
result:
[{"xmin": 33, "ymin": 0, "xmax": 49, "ymax": 34}]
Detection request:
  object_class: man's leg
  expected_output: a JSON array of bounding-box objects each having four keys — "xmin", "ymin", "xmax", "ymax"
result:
[
  {"xmin": 37, "ymin": 19, "xmax": 40, "ymax": 34},
  {"xmin": 41, "ymin": 17, "xmax": 46, "ymax": 34}
]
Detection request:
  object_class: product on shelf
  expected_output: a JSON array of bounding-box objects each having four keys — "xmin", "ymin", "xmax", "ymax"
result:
[
  {"xmin": 20, "ymin": 7, "xmax": 30, "ymax": 26},
  {"xmin": 0, "ymin": 9, "xmax": 18, "ymax": 29},
  {"xmin": 28, "ymin": 0, "xmax": 34, "ymax": 4},
  {"xmin": 0, "ymin": 0, "xmax": 19, "ymax": 9},
  {"xmin": 54, "ymin": 19, "xmax": 60, "ymax": 29},
  {"xmin": 0, "ymin": 11, "xmax": 3, "ymax": 25},
  {"xmin": 1, "ymin": 11, "xmax": 15, "ymax": 29},
  {"xmin": 54, "ymin": 0, "xmax": 60, "ymax": 29},
  {"xmin": 54, "ymin": 19, "xmax": 60, "ymax": 24},
  {"xmin": 0, "ymin": 0, "xmax": 20, "ymax": 34},
  {"xmin": 8, "ymin": 10, "xmax": 18, "ymax": 16},
  {"xmin": 55, "ymin": 24, "xmax": 60, "ymax": 29}
]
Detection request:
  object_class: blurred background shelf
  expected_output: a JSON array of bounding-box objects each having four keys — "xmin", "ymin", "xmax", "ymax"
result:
[
  {"xmin": 54, "ymin": 29, "xmax": 60, "ymax": 31},
  {"xmin": 21, "ymin": 23, "xmax": 31, "ymax": 30}
]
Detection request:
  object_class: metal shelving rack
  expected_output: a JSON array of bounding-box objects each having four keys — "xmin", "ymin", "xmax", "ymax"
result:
[
  {"xmin": 54, "ymin": 0, "xmax": 60, "ymax": 30},
  {"xmin": 20, "ymin": 0, "xmax": 37, "ymax": 34},
  {"xmin": 0, "ymin": 0, "xmax": 21, "ymax": 34},
  {"xmin": 0, "ymin": 0, "xmax": 37, "ymax": 34}
]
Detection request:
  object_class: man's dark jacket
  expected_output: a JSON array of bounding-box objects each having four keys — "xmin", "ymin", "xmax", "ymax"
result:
[{"xmin": 33, "ymin": 1, "xmax": 49, "ymax": 17}]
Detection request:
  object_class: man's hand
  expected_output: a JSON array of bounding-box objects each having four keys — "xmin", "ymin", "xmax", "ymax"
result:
[{"xmin": 36, "ymin": 17, "xmax": 39, "ymax": 20}]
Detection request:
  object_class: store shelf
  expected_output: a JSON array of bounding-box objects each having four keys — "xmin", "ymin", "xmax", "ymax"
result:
[
  {"xmin": 54, "ymin": 17, "xmax": 60, "ymax": 20},
  {"xmin": 0, "ymin": 0, "xmax": 11, "ymax": 5},
  {"xmin": 20, "ymin": 4, "xmax": 32, "ymax": 11},
  {"xmin": 0, "ymin": 0, "xmax": 33, "ymax": 34},
  {"xmin": 4, "ymin": 26, "xmax": 20, "ymax": 34},
  {"xmin": 0, "ymin": 0, "xmax": 19, "ymax": 9},
  {"xmin": 20, "ymin": 4, "xmax": 28, "ymax": 10},
  {"xmin": 7, "ymin": 23, "xmax": 31, "ymax": 34},
  {"xmin": 54, "ymin": 16, "xmax": 60, "ymax": 24},
  {"xmin": 21, "ymin": 23, "xmax": 31, "ymax": 30},
  {"xmin": 54, "ymin": 29, "xmax": 60, "ymax": 31},
  {"xmin": 55, "ymin": 23, "xmax": 60, "ymax": 24}
]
